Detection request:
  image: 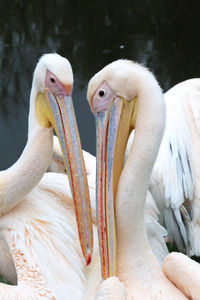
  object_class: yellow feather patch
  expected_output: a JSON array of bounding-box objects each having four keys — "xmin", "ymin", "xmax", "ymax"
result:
[{"xmin": 35, "ymin": 93, "xmax": 52, "ymax": 128}]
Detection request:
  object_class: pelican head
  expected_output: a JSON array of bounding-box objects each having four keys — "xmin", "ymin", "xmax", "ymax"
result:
[
  {"xmin": 32, "ymin": 53, "xmax": 93, "ymax": 264},
  {"xmin": 87, "ymin": 59, "xmax": 163, "ymax": 278}
]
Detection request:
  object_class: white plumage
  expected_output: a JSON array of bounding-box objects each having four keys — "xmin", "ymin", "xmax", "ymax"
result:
[
  {"xmin": 0, "ymin": 53, "xmax": 94, "ymax": 299},
  {"xmin": 150, "ymin": 79, "xmax": 200, "ymax": 256},
  {"xmin": 85, "ymin": 59, "xmax": 188, "ymax": 299},
  {"xmin": 0, "ymin": 173, "xmax": 96, "ymax": 299},
  {"xmin": 125, "ymin": 79, "xmax": 200, "ymax": 256},
  {"xmin": 50, "ymin": 135, "xmax": 169, "ymax": 267}
]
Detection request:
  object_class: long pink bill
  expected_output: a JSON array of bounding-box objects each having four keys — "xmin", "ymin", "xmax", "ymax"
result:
[
  {"xmin": 47, "ymin": 91, "xmax": 93, "ymax": 265},
  {"xmin": 95, "ymin": 98, "xmax": 123, "ymax": 279}
]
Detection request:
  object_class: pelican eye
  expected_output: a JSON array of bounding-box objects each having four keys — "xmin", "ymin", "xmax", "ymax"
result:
[
  {"xmin": 50, "ymin": 77, "xmax": 55, "ymax": 83},
  {"xmin": 99, "ymin": 90, "xmax": 106, "ymax": 97}
]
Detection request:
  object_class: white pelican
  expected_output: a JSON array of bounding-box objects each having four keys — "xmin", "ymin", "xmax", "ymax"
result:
[
  {"xmin": 0, "ymin": 53, "xmax": 94, "ymax": 299},
  {"xmin": 86, "ymin": 60, "xmax": 190, "ymax": 299},
  {"xmin": 150, "ymin": 79, "xmax": 200, "ymax": 256},
  {"xmin": 126, "ymin": 79, "xmax": 200, "ymax": 256}
]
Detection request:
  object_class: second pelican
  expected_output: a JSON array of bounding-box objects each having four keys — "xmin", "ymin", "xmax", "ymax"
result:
[{"xmin": 87, "ymin": 60, "xmax": 188, "ymax": 299}]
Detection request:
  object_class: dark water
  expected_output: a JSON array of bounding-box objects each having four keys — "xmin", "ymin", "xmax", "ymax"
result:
[{"xmin": 1, "ymin": 0, "xmax": 200, "ymax": 169}]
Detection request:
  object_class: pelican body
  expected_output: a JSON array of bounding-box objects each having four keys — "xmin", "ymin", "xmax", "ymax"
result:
[
  {"xmin": 87, "ymin": 60, "xmax": 189, "ymax": 299},
  {"xmin": 149, "ymin": 79, "xmax": 200, "ymax": 256}
]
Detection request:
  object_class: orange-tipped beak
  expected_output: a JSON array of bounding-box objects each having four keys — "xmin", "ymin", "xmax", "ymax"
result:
[
  {"xmin": 90, "ymin": 81, "xmax": 136, "ymax": 279},
  {"xmin": 36, "ymin": 71, "xmax": 93, "ymax": 264},
  {"xmin": 95, "ymin": 98, "xmax": 123, "ymax": 279},
  {"xmin": 48, "ymin": 91, "xmax": 93, "ymax": 264}
]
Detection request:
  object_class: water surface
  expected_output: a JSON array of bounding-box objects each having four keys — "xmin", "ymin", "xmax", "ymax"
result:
[{"xmin": 1, "ymin": 0, "xmax": 200, "ymax": 169}]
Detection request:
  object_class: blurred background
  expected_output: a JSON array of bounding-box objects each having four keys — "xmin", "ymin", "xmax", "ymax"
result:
[{"xmin": 0, "ymin": 0, "xmax": 200, "ymax": 169}]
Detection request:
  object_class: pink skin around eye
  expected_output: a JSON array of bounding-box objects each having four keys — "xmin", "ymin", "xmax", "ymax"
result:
[
  {"xmin": 92, "ymin": 81, "xmax": 116, "ymax": 114},
  {"xmin": 45, "ymin": 70, "xmax": 72, "ymax": 96}
]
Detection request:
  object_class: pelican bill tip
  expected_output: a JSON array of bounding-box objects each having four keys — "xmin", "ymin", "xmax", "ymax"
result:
[{"xmin": 86, "ymin": 249, "xmax": 92, "ymax": 265}]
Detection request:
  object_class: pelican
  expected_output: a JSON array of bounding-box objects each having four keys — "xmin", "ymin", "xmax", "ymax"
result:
[
  {"xmin": 150, "ymin": 79, "xmax": 200, "ymax": 256},
  {"xmin": 126, "ymin": 79, "xmax": 200, "ymax": 256},
  {"xmin": 0, "ymin": 53, "xmax": 94, "ymax": 299},
  {"xmin": 86, "ymin": 60, "xmax": 190, "ymax": 299}
]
